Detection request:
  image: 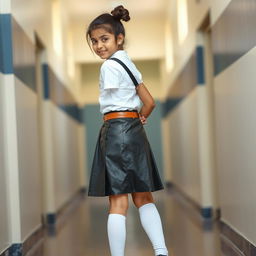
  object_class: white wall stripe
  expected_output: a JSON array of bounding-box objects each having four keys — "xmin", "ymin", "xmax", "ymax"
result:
[
  {"xmin": 0, "ymin": 0, "xmax": 11, "ymax": 14},
  {"xmin": 2, "ymin": 74, "xmax": 22, "ymax": 242}
]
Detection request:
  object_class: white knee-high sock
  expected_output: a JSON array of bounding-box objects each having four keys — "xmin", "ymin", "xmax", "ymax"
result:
[
  {"xmin": 139, "ymin": 203, "xmax": 168, "ymax": 256},
  {"xmin": 107, "ymin": 214, "xmax": 126, "ymax": 256}
]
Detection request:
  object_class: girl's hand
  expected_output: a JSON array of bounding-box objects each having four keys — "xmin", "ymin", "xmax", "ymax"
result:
[{"xmin": 139, "ymin": 114, "xmax": 147, "ymax": 125}]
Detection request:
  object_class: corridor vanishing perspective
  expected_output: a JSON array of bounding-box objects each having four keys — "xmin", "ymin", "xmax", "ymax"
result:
[{"xmin": 43, "ymin": 189, "xmax": 221, "ymax": 256}]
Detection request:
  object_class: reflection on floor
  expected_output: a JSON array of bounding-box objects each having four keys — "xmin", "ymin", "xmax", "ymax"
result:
[{"xmin": 43, "ymin": 189, "xmax": 221, "ymax": 256}]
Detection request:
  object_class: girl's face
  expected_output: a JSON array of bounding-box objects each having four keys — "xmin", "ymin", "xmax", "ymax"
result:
[{"xmin": 90, "ymin": 28, "xmax": 124, "ymax": 59}]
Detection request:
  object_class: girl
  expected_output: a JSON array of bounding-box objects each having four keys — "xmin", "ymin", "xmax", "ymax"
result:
[{"xmin": 86, "ymin": 5, "xmax": 169, "ymax": 256}]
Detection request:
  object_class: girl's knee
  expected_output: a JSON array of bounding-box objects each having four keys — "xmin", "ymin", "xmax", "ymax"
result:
[
  {"xmin": 109, "ymin": 194, "xmax": 129, "ymax": 215},
  {"xmin": 132, "ymin": 192, "xmax": 154, "ymax": 208}
]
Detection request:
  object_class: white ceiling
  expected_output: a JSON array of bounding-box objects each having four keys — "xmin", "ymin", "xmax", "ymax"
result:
[{"xmin": 65, "ymin": 0, "xmax": 168, "ymax": 22}]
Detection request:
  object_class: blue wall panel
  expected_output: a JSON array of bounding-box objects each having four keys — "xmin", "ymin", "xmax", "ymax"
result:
[
  {"xmin": 0, "ymin": 14, "xmax": 13, "ymax": 74},
  {"xmin": 196, "ymin": 46, "xmax": 205, "ymax": 85},
  {"xmin": 163, "ymin": 50, "xmax": 197, "ymax": 117},
  {"xmin": 212, "ymin": 0, "xmax": 256, "ymax": 76},
  {"xmin": 42, "ymin": 63, "xmax": 83, "ymax": 123},
  {"xmin": 12, "ymin": 17, "xmax": 36, "ymax": 91}
]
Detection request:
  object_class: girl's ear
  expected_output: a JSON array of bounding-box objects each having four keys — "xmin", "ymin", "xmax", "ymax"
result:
[{"xmin": 117, "ymin": 33, "xmax": 124, "ymax": 45}]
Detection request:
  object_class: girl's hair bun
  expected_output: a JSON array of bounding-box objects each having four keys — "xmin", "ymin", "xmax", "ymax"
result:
[{"xmin": 111, "ymin": 5, "xmax": 130, "ymax": 22}]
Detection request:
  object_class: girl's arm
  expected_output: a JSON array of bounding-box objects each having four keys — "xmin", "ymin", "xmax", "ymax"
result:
[{"xmin": 136, "ymin": 83, "xmax": 155, "ymax": 123}]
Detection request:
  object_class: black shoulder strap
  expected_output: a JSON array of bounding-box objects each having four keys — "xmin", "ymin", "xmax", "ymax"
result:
[{"xmin": 109, "ymin": 57, "xmax": 139, "ymax": 87}]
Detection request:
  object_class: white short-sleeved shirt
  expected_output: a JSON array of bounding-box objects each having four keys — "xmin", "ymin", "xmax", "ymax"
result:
[{"xmin": 99, "ymin": 50, "xmax": 143, "ymax": 114}]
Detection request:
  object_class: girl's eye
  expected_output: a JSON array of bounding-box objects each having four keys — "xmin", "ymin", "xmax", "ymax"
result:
[
  {"xmin": 102, "ymin": 37, "xmax": 108, "ymax": 42},
  {"xmin": 91, "ymin": 39, "xmax": 97, "ymax": 44}
]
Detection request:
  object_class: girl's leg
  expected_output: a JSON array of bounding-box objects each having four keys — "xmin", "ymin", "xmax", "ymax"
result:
[
  {"xmin": 107, "ymin": 194, "xmax": 129, "ymax": 256},
  {"xmin": 132, "ymin": 192, "xmax": 168, "ymax": 256}
]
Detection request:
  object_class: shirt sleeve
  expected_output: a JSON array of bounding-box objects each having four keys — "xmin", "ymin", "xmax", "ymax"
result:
[
  {"xmin": 100, "ymin": 61, "xmax": 122, "ymax": 89},
  {"xmin": 131, "ymin": 62, "xmax": 143, "ymax": 85},
  {"xmin": 135, "ymin": 69, "xmax": 143, "ymax": 85}
]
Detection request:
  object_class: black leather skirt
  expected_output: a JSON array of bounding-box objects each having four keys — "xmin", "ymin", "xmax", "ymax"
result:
[{"xmin": 88, "ymin": 117, "xmax": 164, "ymax": 197}]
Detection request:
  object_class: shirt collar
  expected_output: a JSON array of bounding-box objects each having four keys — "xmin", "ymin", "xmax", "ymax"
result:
[{"xmin": 109, "ymin": 50, "xmax": 127, "ymax": 59}]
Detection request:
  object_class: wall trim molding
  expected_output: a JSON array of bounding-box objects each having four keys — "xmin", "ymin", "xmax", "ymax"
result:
[
  {"xmin": 0, "ymin": 187, "xmax": 87, "ymax": 256},
  {"xmin": 220, "ymin": 221, "xmax": 256, "ymax": 256},
  {"xmin": 196, "ymin": 46, "xmax": 205, "ymax": 85},
  {"xmin": 42, "ymin": 63, "xmax": 83, "ymax": 123},
  {"xmin": 162, "ymin": 45, "xmax": 203, "ymax": 118},
  {"xmin": 46, "ymin": 187, "xmax": 87, "ymax": 236},
  {"xmin": 0, "ymin": 14, "xmax": 13, "ymax": 74},
  {"xmin": 12, "ymin": 17, "xmax": 36, "ymax": 92},
  {"xmin": 0, "ymin": 226, "xmax": 44, "ymax": 256},
  {"xmin": 166, "ymin": 182, "xmax": 218, "ymax": 220},
  {"xmin": 212, "ymin": 0, "xmax": 256, "ymax": 76}
]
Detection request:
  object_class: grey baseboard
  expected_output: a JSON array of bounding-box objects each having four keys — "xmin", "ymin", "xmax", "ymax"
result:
[
  {"xmin": 46, "ymin": 186, "xmax": 87, "ymax": 235},
  {"xmin": 0, "ymin": 187, "xmax": 87, "ymax": 256},
  {"xmin": 0, "ymin": 226, "xmax": 44, "ymax": 256},
  {"xmin": 220, "ymin": 221, "xmax": 256, "ymax": 256},
  {"xmin": 0, "ymin": 248, "xmax": 9, "ymax": 256},
  {"xmin": 165, "ymin": 181, "xmax": 219, "ymax": 220}
]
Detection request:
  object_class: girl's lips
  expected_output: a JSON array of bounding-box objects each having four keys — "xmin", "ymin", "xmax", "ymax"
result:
[{"xmin": 98, "ymin": 51, "xmax": 107, "ymax": 55}]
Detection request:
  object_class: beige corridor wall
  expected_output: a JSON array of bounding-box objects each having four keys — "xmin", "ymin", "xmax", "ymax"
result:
[
  {"xmin": 161, "ymin": 0, "xmax": 213, "ymax": 209},
  {"xmin": 168, "ymin": 89, "xmax": 201, "ymax": 204},
  {"xmin": 51, "ymin": 104, "xmax": 81, "ymax": 210},
  {"xmin": 72, "ymin": 15, "xmax": 165, "ymax": 63},
  {"xmin": 211, "ymin": 0, "xmax": 256, "ymax": 246},
  {"xmin": 162, "ymin": 0, "xmax": 256, "ymax": 248},
  {"xmin": 0, "ymin": 0, "xmax": 84, "ymax": 252},
  {"xmin": 0, "ymin": 74, "xmax": 10, "ymax": 253},
  {"xmin": 213, "ymin": 46, "xmax": 256, "ymax": 245},
  {"xmin": 210, "ymin": 0, "xmax": 232, "ymax": 24},
  {"xmin": 161, "ymin": 0, "xmax": 210, "ymax": 91},
  {"xmin": 14, "ymin": 78, "xmax": 42, "ymax": 239}
]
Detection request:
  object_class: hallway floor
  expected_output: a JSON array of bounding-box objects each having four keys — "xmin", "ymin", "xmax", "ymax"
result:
[{"xmin": 43, "ymin": 188, "xmax": 222, "ymax": 256}]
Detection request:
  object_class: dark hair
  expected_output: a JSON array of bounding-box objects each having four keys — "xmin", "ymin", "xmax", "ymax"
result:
[{"xmin": 86, "ymin": 5, "xmax": 130, "ymax": 48}]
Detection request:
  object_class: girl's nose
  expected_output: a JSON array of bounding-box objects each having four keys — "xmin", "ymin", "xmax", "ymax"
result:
[{"xmin": 97, "ymin": 41, "xmax": 103, "ymax": 49}]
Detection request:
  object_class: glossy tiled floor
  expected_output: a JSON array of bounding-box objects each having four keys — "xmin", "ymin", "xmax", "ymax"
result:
[{"xmin": 43, "ymin": 189, "xmax": 222, "ymax": 256}]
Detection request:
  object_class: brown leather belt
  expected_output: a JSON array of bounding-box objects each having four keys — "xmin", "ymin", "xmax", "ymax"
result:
[{"xmin": 103, "ymin": 111, "xmax": 139, "ymax": 121}]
